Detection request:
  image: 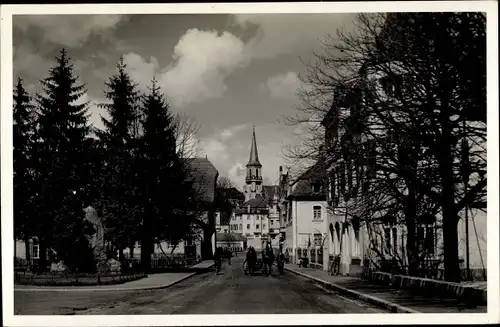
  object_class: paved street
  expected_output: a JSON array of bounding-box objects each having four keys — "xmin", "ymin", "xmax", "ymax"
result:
[{"xmin": 15, "ymin": 256, "xmax": 387, "ymax": 315}]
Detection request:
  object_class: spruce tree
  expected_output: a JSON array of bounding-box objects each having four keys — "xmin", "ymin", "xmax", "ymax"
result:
[
  {"xmin": 34, "ymin": 48, "xmax": 92, "ymax": 271},
  {"xmin": 139, "ymin": 78, "xmax": 195, "ymax": 271},
  {"xmin": 98, "ymin": 57, "xmax": 142, "ymax": 259},
  {"xmin": 13, "ymin": 77, "xmax": 37, "ymax": 268}
]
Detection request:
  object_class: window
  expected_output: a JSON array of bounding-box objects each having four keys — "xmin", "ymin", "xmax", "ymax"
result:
[
  {"xmin": 32, "ymin": 241, "xmax": 40, "ymax": 259},
  {"xmin": 384, "ymin": 228, "xmax": 391, "ymax": 254},
  {"xmin": 379, "ymin": 75, "xmax": 403, "ymax": 99},
  {"xmin": 425, "ymin": 226, "xmax": 435, "ymax": 255},
  {"xmin": 312, "ymin": 183, "xmax": 322, "ymax": 193},
  {"xmin": 270, "ymin": 220, "xmax": 274, "ymax": 226},
  {"xmin": 256, "ymin": 224, "xmax": 260, "ymax": 230},
  {"xmin": 263, "ymin": 224, "xmax": 266, "ymax": 229},
  {"xmin": 256, "ymin": 215, "xmax": 260, "ymax": 220},
  {"xmin": 392, "ymin": 228, "xmax": 398, "ymax": 254},
  {"xmin": 256, "ymin": 168, "xmax": 259, "ymax": 176},
  {"xmin": 339, "ymin": 162, "xmax": 346, "ymax": 196},
  {"xmin": 313, "ymin": 206, "xmax": 322, "ymax": 220},
  {"xmin": 239, "ymin": 224, "xmax": 242, "ymax": 230},
  {"xmin": 314, "ymin": 233, "xmax": 322, "ymax": 247},
  {"xmin": 247, "ymin": 224, "xmax": 250, "ymax": 229}
]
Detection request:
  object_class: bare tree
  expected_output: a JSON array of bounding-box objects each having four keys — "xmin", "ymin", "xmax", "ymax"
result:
[
  {"xmin": 174, "ymin": 112, "xmax": 203, "ymax": 160},
  {"xmin": 217, "ymin": 176, "xmax": 237, "ymax": 189},
  {"xmin": 283, "ymin": 13, "xmax": 486, "ymax": 282}
]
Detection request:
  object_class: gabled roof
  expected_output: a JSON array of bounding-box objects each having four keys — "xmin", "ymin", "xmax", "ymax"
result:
[
  {"xmin": 236, "ymin": 195, "xmax": 269, "ymax": 214},
  {"xmin": 263, "ymin": 185, "xmax": 278, "ymax": 200},
  {"xmin": 185, "ymin": 157, "xmax": 219, "ymax": 203},
  {"xmin": 217, "ymin": 233, "xmax": 247, "ymax": 242},
  {"xmin": 289, "ymin": 160, "xmax": 327, "ymax": 200}
]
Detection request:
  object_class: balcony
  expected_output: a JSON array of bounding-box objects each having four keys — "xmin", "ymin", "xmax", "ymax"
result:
[{"xmin": 246, "ymin": 175, "xmax": 263, "ymax": 181}]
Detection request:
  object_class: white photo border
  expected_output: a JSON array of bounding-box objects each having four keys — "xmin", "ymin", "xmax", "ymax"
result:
[{"xmin": 1, "ymin": 1, "xmax": 498, "ymax": 326}]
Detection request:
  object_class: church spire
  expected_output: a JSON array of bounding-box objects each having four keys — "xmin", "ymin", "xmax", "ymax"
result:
[{"xmin": 247, "ymin": 125, "xmax": 261, "ymax": 167}]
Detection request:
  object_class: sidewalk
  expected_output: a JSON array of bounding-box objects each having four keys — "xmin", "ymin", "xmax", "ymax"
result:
[
  {"xmin": 285, "ymin": 264, "xmax": 487, "ymax": 313},
  {"xmin": 15, "ymin": 260, "xmax": 214, "ymax": 292}
]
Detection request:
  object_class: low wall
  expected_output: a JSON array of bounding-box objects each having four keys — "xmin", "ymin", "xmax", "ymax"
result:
[{"xmin": 364, "ymin": 271, "xmax": 487, "ymax": 306}]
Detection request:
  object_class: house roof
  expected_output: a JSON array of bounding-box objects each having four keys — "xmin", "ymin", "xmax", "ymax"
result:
[
  {"xmin": 185, "ymin": 157, "xmax": 219, "ymax": 204},
  {"xmin": 216, "ymin": 187, "xmax": 245, "ymax": 202},
  {"xmin": 289, "ymin": 160, "xmax": 327, "ymax": 200},
  {"xmin": 217, "ymin": 233, "xmax": 247, "ymax": 242},
  {"xmin": 263, "ymin": 185, "xmax": 278, "ymax": 200},
  {"xmin": 236, "ymin": 194, "xmax": 269, "ymax": 214}
]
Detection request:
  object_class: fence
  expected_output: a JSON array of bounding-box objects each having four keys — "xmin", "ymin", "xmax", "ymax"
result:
[
  {"xmin": 366, "ymin": 257, "xmax": 487, "ymax": 282},
  {"xmin": 123, "ymin": 253, "xmax": 202, "ymax": 273},
  {"xmin": 14, "ymin": 270, "xmax": 146, "ymax": 286}
]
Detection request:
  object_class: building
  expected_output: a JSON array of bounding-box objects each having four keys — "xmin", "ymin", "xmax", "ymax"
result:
[
  {"xmin": 234, "ymin": 126, "xmax": 281, "ymax": 251},
  {"xmin": 216, "ymin": 233, "xmax": 247, "ymax": 251},
  {"xmin": 284, "ymin": 159, "xmax": 332, "ymax": 271},
  {"xmin": 15, "ymin": 157, "xmax": 220, "ymax": 267},
  {"xmin": 216, "ymin": 187, "xmax": 245, "ymax": 234},
  {"xmin": 315, "ymin": 38, "xmax": 487, "ymax": 279}
]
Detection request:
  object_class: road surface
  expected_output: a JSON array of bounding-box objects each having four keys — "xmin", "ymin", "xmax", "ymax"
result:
[{"xmin": 15, "ymin": 256, "xmax": 387, "ymax": 315}]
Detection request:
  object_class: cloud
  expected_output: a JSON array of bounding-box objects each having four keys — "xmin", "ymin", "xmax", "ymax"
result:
[
  {"xmin": 14, "ymin": 15, "xmax": 126, "ymax": 48},
  {"xmin": 228, "ymin": 163, "xmax": 247, "ymax": 190},
  {"xmin": 124, "ymin": 28, "xmax": 250, "ymax": 108},
  {"xmin": 232, "ymin": 14, "xmax": 356, "ymax": 59},
  {"xmin": 121, "ymin": 15, "xmax": 355, "ymax": 107},
  {"xmin": 201, "ymin": 138, "xmax": 229, "ymax": 162},
  {"xmin": 71, "ymin": 93, "xmax": 109, "ymax": 132},
  {"xmin": 123, "ymin": 53, "xmax": 159, "ymax": 88},
  {"xmin": 220, "ymin": 124, "xmax": 248, "ymax": 140},
  {"xmin": 265, "ymin": 71, "xmax": 302, "ymax": 100}
]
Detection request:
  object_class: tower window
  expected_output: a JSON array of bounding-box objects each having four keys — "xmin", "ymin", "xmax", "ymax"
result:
[{"xmin": 256, "ymin": 168, "xmax": 259, "ymax": 176}]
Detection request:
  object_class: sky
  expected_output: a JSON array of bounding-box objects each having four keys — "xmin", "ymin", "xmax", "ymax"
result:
[{"xmin": 13, "ymin": 13, "xmax": 356, "ymax": 190}]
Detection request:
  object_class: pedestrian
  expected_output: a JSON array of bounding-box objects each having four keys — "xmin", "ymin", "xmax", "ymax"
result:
[
  {"xmin": 263, "ymin": 242, "xmax": 274, "ymax": 276},
  {"xmin": 277, "ymin": 249, "xmax": 285, "ymax": 274},
  {"xmin": 284, "ymin": 249, "xmax": 290, "ymax": 264},
  {"xmin": 250, "ymin": 246, "xmax": 257, "ymax": 275},
  {"xmin": 244, "ymin": 246, "xmax": 256, "ymax": 275},
  {"xmin": 214, "ymin": 247, "xmax": 222, "ymax": 274},
  {"xmin": 227, "ymin": 248, "xmax": 232, "ymax": 265}
]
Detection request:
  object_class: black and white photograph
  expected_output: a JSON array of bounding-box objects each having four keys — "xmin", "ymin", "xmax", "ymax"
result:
[{"xmin": 1, "ymin": 1, "xmax": 498, "ymax": 326}]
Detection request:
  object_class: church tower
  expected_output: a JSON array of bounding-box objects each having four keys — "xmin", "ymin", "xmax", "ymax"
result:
[{"xmin": 244, "ymin": 126, "xmax": 263, "ymax": 201}]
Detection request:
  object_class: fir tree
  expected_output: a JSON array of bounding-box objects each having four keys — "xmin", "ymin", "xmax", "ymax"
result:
[
  {"xmin": 98, "ymin": 57, "xmax": 142, "ymax": 258},
  {"xmin": 34, "ymin": 48, "xmax": 92, "ymax": 271},
  {"xmin": 139, "ymin": 78, "xmax": 195, "ymax": 271},
  {"xmin": 13, "ymin": 77, "xmax": 37, "ymax": 268}
]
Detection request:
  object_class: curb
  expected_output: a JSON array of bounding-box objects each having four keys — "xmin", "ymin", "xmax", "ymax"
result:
[
  {"xmin": 285, "ymin": 267, "xmax": 421, "ymax": 314},
  {"xmin": 14, "ymin": 265, "xmax": 214, "ymax": 293}
]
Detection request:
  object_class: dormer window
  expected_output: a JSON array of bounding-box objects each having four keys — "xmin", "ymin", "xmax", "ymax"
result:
[{"xmin": 312, "ymin": 182, "xmax": 322, "ymax": 193}]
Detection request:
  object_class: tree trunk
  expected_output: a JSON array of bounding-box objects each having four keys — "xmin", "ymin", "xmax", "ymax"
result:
[
  {"xmin": 118, "ymin": 248, "xmax": 124, "ymax": 262},
  {"xmin": 405, "ymin": 183, "xmax": 420, "ymax": 276},
  {"xmin": 140, "ymin": 208, "xmax": 152, "ymax": 273},
  {"xmin": 24, "ymin": 237, "xmax": 31, "ymax": 272},
  {"xmin": 38, "ymin": 240, "xmax": 48, "ymax": 273},
  {"xmin": 129, "ymin": 242, "xmax": 135, "ymax": 259},
  {"xmin": 201, "ymin": 227, "xmax": 214, "ymax": 261},
  {"xmin": 440, "ymin": 156, "xmax": 461, "ymax": 282},
  {"xmin": 438, "ymin": 99, "xmax": 461, "ymax": 282}
]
